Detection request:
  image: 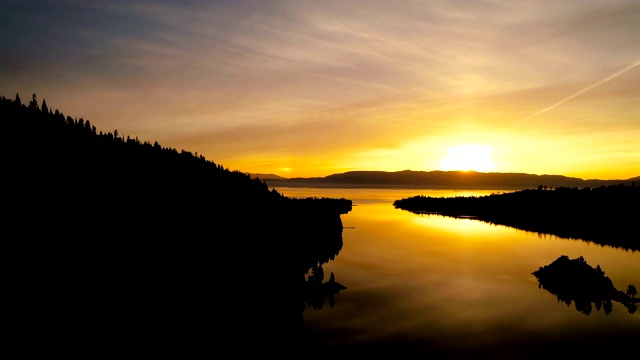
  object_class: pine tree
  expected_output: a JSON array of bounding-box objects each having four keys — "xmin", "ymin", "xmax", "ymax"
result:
[{"xmin": 29, "ymin": 93, "xmax": 39, "ymax": 110}]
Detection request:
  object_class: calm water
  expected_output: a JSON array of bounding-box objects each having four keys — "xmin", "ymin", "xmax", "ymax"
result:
[{"xmin": 276, "ymin": 187, "xmax": 639, "ymax": 355}]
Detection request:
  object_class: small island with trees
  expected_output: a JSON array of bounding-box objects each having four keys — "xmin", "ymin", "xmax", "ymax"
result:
[
  {"xmin": 393, "ymin": 184, "xmax": 640, "ymax": 251},
  {"xmin": 532, "ymin": 255, "xmax": 638, "ymax": 315}
]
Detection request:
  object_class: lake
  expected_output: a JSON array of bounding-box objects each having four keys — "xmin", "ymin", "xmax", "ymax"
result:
[{"xmin": 275, "ymin": 186, "xmax": 640, "ymax": 356}]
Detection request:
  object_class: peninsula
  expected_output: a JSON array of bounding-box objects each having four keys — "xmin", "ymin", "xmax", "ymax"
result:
[{"xmin": 393, "ymin": 185, "xmax": 640, "ymax": 251}]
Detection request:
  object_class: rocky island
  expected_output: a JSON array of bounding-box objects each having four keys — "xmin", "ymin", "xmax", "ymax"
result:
[{"xmin": 532, "ymin": 255, "xmax": 638, "ymax": 315}]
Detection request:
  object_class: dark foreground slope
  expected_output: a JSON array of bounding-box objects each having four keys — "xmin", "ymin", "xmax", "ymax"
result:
[
  {"xmin": 2, "ymin": 94, "xmax": 352, "ymax": 356},
  {"xmin": 394, "ymin": 186, "xmax": 639, "ymax": 251}
]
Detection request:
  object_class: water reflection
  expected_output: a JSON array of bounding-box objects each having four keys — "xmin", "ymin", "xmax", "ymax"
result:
[
  {"xmin": 207, "ymin": 213, "xmax": 349, "ymax": 354},
  {"xmin": 278, "ymin": 187, "xmax": 640, "ymax": 356},
  {"xmin": 533, "ymin": 255, "xmax": 638, "ymax": 315},
  {"xmin": 304, "ymin": 265, "xmax": 347, "ymax": 310}
]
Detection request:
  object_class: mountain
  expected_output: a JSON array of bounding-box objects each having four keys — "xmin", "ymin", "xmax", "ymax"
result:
[
  {"xmin": 262, "ymin": 170, "xmax": 637, "ymax": 189},
  {"xmin": 248, "ymin": 172, "xmax": 288, "ymax": 180}
]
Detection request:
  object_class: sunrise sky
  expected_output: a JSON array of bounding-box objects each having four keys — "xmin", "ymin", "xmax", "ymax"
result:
[{"xmin": 2, "ymin": 1, "xmax": 639, "ymax": 179}]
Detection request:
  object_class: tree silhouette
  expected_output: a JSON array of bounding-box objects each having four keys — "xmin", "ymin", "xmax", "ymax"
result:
[
  {"xmin": 627, "ymin": 284, "xmax": 637, "ymax": 298},
  {"xmin": 29, "ymin": 93, "xmax": 39, "ymax": 110},
  {"xmin": 595, "ymin": 264, "xmax": 604, "ymax": 275}
]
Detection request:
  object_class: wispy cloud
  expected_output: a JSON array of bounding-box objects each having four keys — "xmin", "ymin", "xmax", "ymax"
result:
[
  {"xmin": 510, "ymin": 59, "xmax": 640, "ymax": 128},
  {"xmin": 1, "ymin": 0, "xmax": 639, "ymax": 178}
]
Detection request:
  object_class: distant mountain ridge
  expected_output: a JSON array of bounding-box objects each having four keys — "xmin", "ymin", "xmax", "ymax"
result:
[
  {"xmin": 249, "ymin": 173, "xmax": 288, "ymax": 180},
  {"xmin": 261, "ymin": 170, "xmax": 638, "ymax": 189}
]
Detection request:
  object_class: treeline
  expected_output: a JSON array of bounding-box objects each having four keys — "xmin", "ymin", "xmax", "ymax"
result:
[
  {"xmin": 3, "ymin": 92, "xmax": 351, "ymax": 233},
  {"xmin": 2, "ymin": 92, "xmax": 351, "ymax": 354},
  {"xmin": 393, "ymin": 185, "xmax": 639, "ymax": 251},
  {"xmin": 5, "ymin": 93, "xmax": 281, "ymax": 207}
]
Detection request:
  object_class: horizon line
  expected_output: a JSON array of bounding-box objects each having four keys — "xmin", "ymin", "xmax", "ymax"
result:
[{"xmin": 249, "ymin": 169, "xmax": 639, "ymax": 181}]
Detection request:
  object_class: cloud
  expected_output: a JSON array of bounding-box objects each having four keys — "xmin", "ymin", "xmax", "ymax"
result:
[
  {"xmin": 1, "ymin": 0, "xmax": 639, "ymax": 178},
  {"xmin": 510, "ymin": 59, "xmax": 640, "ymax": 128}
]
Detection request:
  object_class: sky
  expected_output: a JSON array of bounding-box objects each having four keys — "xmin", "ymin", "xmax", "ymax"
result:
[{"xmin": 1, "ymin": 0, "xmax": 639, "ymax": 180}]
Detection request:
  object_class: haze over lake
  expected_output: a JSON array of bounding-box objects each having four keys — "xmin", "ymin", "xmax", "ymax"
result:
[{"xmin": 276, "ymin": 186, "xmax": 640, "ymax": 356}]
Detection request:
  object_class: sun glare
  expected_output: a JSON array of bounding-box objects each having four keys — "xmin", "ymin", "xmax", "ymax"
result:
[{"xmin": 440, "ymin": 144, "xmax": 496, "ymax": 172}]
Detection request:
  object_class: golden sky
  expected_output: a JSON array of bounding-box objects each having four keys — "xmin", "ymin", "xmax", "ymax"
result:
[{"xmin": 2, "ymin": 1, "xmax": 639, "ymax": 179}]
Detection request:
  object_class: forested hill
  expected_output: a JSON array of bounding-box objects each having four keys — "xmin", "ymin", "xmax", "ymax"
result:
[
  {"xmin": 3, "ymin": 93, "xmax": 351, "ymax": 232},
  {"xmin": 2, "ymin": 93, "xmax": 351, "ymax": 355}
]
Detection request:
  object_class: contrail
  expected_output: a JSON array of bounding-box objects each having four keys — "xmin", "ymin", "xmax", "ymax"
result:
[{"xmin": 510, "ymin": 59, "xmax": 640, "ymax": 128}]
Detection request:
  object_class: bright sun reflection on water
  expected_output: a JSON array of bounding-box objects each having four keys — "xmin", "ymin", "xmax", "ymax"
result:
[{"xmin": 410, "ymin": 214, "xmax": 513, "ymax": 237}]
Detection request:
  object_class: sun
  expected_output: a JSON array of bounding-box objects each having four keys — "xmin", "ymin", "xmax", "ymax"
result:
[{"xmin": 440, "ymin": 144, "xmax": 496, "ymax": 172}]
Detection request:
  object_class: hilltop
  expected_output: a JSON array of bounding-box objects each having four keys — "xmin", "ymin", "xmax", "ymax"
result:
[
  {"xmin": 3, "ymin": 93, "xmax": 352, "ymax": 236},
  {"xmin": 260, "ymin": 170, "xmax": 637, "ymax": 190}
]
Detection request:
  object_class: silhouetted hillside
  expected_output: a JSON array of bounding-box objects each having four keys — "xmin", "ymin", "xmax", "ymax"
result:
[
  {"xmin": 393, "ymin": 185, "xmax": 640, "ymax": 251},
  {"xmin": 2, "ymin": 93, "xmax": 351, "ymax": 355},
  {"xmin": 263, "ymin": 170, "xmax": 637, "ymax": 189}
]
